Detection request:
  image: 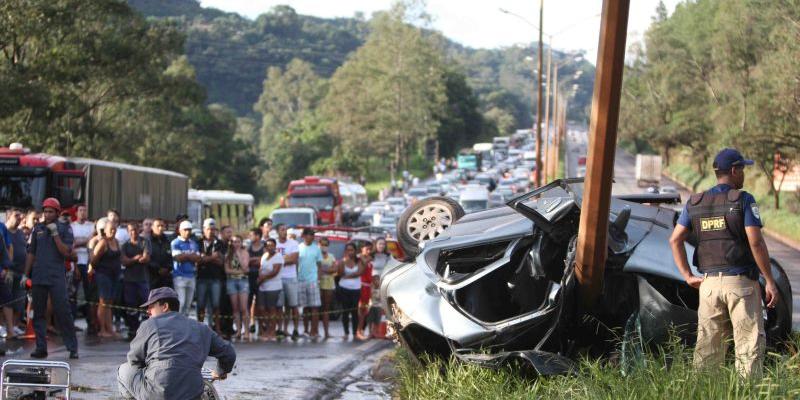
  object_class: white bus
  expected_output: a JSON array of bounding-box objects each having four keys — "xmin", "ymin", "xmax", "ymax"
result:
[{"xmin": 187, "ymin": 189, "xmax": 254, "ymax": 234}]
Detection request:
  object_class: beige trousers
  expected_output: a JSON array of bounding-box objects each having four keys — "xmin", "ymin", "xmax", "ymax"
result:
[{"xmin": 694, "ymin": 273, "xmax": 765, "ymax": 379}]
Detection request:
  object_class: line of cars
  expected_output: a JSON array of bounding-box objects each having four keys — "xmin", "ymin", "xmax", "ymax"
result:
[{"xmin": 432, "ymin": 136, "xmax": 538, "ymax": 215}]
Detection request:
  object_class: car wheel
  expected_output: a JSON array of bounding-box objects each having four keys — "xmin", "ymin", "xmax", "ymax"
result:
[
  {"xmin": 762, "ymin": 258, "xmax": 793, "ymax": 349},
  {"xmin": 397, "ymin": 196, "xmax": 464, "ymax": 260}
]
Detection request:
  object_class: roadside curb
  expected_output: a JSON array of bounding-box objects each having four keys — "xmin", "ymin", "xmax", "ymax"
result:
[{"xmin": 663, "ymin": 170, "xmax": 800, "ymax": 253}]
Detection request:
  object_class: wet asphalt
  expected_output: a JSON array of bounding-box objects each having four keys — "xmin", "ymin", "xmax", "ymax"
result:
[{"xmin": 0, "ymin": 322, "xmax": 393, "ymax": 399}]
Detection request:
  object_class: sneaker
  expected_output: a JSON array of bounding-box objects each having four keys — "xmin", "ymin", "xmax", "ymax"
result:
[
  {"xmin": 276, "ymin": 329, "xmax": 285, "ymax": 337},
  {"xmin": 30, "ymin": 349, "xmax": 48, "ymax": 359},
  {"xmin": 0, "ymin": 326, "xmax": 6, "ymax": 338},
  {"xmin": 291, "ymin": 330, "xmax": 299, "ymax": 342},
  {"xmin": 249, "ymin": 324, "xmax": 256, "ymax": 333},
  {"xmin": 69, "ymin": 350, "xmax": 79, "ymax": 360},
  {"xmin": 13, "ymin": 327, "xmax": 24, "ymax": 336}
]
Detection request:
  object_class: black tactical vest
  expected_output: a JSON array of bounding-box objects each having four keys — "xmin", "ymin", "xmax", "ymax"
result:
[{"xmin": 686, "ymin": 189, "xmax": 755, "ymax": 273}]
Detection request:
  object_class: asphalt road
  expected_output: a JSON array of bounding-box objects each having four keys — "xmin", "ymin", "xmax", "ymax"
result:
[
  {"xmin": 0, "ymin": 323, "xmax": 392, "ymax": 399},
  {"xmin": 564, "ymin": 127, "xmax": 800, "ymax": 328}
]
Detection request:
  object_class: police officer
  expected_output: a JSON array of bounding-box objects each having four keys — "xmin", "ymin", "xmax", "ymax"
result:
[
  {"xmin": 23, "ymin": 198, "xmax": 79, "ymax": 359},
  {"xmin": 669, "ymin": 148, "xmax": 779, "ymax": 378}
]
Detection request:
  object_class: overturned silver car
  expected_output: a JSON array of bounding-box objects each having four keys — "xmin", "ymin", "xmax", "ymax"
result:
[{"xmin": 382, "ymin": 179, "xmax": 792, "ymax": 375}]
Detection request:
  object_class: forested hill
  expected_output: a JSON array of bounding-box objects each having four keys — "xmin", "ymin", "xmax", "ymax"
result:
[
  {"xmin": 128, "ymin": 0, "xmax": 594, "ymax": 124},
  {"xmin": 129, "ymin": 0, "xmax": 366, "ymax": 116}
]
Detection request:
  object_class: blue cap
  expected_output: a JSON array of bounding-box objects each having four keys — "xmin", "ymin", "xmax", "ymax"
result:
[{"xmin": 713, "ymin": 148, "xmax": 753, "ymax": 171}]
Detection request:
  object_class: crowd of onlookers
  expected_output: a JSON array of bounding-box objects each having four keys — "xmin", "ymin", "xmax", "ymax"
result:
[{"xmin": 0, "ymin": 199, "xmax": 391, "ymax": 359}]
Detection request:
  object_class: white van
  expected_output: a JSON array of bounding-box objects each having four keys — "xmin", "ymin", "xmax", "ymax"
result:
[
  {"xmin": 270, "ymin": 207, "xmax": 317, "ymax": 228},
  {"xmin": 458, "ymin": 185, "xmax": 490, "ymax": 214},
  {"xmin": 523, "ymin": 151, "xmax": 536, "ymax": 162}
]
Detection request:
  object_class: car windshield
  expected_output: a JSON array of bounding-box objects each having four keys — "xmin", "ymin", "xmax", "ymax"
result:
[
  {"xmin": 271, "ymin": 212, "xmax": 313, "ymax": 227},
  {"xmin": 287, "ymin": 195, "xmax": 334, "ymax": 210},
  {"xmin": 0, "ymin": 175, "xmax": 47, "ymax": 209}
]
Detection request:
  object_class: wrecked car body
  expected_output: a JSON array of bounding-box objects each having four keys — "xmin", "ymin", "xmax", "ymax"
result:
[{"xmin": 382, "ymin": 179, "xmax": 793, "ymax": 375}]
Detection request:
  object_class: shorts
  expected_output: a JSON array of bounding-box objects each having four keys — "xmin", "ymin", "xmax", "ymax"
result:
[
  {"xmin": 359, "ymin": 285, "xmax": 371, "ymax": 306},
  {"xmin": 319, "ymin": 274, "xmax": 335, "ymax": 291},
  {"xmin": 226, "ymin": 277, "xmax": 249, "ymax": 295},
  {"xmin": 96, "ymin": 272, "xmax": 121, "ymax": 301},
  {"xmin": 257, "ymin": 290, "xmax": 282, "ymax": 309},
  {"xmin": 366, "ymin": 306, "xmax": 383, "ymax": 325},
  {"xmin": 3, "ymin": 271, "xmax": 24, "ymax": 312},
  {"xmin": 298, "ymin": 281, "xmax": 321, "ymax": 308},
  {"xmin": 280, "ymin": 278, "xmax": 299, "ymax": 308}
]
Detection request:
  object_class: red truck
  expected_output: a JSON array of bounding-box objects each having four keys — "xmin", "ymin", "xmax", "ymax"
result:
[
  {"xmin": 282, "ymin": 176, "xmax": 343, "ymax": 226},
  {"xmin": 0, "ymin": 143, "xmax": 188, "ymax": 221}
]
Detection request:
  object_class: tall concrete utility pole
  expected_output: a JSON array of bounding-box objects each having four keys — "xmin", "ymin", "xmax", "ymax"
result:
[
  {"xmin": 534, "ymin": 0, "xmax": 544, "ymax": 187},
  {"xmin": 575, "ymin": 0, "xmax": 630, "ymax": 307}
]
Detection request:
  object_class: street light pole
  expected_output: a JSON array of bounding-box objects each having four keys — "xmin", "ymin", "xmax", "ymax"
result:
[{"xmin": 534, "ymin": 0, "xmax": 545, "ymax": 188}]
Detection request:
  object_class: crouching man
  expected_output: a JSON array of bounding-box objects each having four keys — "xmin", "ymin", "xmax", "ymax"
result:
[{"xmin": 118, "ymin": 287, "xmax": 236, "ymax": 399}]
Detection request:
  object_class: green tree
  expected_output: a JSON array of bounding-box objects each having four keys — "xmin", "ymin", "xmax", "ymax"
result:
[
  {"xmin": 322, "ymin": 1, "xmax": 446, "ymax": 177},
  {"xmin": 0, "ymin": 0, "xmax": 256, "ymax": 194},
  {"xmin": 436, "ymin": 69, "xmax": 488, "ymax": 157},
  {"xmin": 253, "ymin": 58, "xmax": 327, "ymax": 194}
]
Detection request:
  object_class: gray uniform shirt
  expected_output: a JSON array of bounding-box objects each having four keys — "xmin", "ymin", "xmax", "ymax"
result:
[
  {"xmin": 126, "ymin": 311, "xmax": 236, "ymax": 399},
  {"xmin": 27, "ymin": 222, "xmax": 73, "ymax": 286}
]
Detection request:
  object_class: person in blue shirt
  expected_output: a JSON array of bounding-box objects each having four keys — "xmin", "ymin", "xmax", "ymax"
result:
[
  {"xmin": 297, "ymin": 228, "xmax": 323, "ymax": 339},
  {"xmin": 4, "ymin": 208, "xmax": 28, "ymax": 338},
  {"xmin": 171, "ymin": 220, "xmax": 200, "ymax": 316},
  {"xmin": 670, "ymin": 148, "xmax": 779, "ymax": 379}
]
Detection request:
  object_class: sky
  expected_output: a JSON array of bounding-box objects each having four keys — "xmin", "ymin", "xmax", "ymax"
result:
[{"xmin": 199, "ymin": 0, "xmax": 682, "ymax": 63}]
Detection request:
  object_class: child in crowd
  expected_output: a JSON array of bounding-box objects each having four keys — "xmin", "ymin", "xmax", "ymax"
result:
[{"xmin": 365, "ymin": 275, "xmax": 384, "ymax": 339}]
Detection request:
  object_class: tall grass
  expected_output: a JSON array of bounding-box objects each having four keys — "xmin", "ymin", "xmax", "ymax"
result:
[{"xmin": 396, "ymin": 337, "xmax": 800, "ymax": 399}]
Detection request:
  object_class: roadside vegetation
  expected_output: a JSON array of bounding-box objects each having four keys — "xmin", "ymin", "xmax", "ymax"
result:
[
  {"xmin": 395, "ymin": 337, "xmax": 800, "ymax": 399},
  {"xmin": 665, "ymin": 152, "xmax": 800, "ymax": 244},
  {"xmin": 618, "ymin": 0, "xmax": 800, "ymax": 239}
]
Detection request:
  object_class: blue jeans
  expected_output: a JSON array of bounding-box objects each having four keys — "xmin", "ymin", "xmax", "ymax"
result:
[
  {"xmin": 173, "ymin": 276, "xmax": 195, "ymax": 316},
  {"xmin": 195, "ymin": 279, "xmax": 221, "ymax": 322}
]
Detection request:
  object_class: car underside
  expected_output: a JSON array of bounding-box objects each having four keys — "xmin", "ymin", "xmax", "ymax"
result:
[{"xmin": 382, "ymin": 179, "xmax": 793, "ymax": 375}]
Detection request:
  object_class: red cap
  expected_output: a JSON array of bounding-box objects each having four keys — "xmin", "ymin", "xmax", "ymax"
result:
[{"xmin": 42, "ymin": 197, "xmax": 61, "ymax": 212}]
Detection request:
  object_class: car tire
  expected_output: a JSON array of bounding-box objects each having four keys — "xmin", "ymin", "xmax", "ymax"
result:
[
  {"xmin": 397, "ymin": 196, "xmax": 464, "ymax": 260},
  {"xmin": 762, "ymin": 258, "xmax": 792, "ymax": 349}
]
